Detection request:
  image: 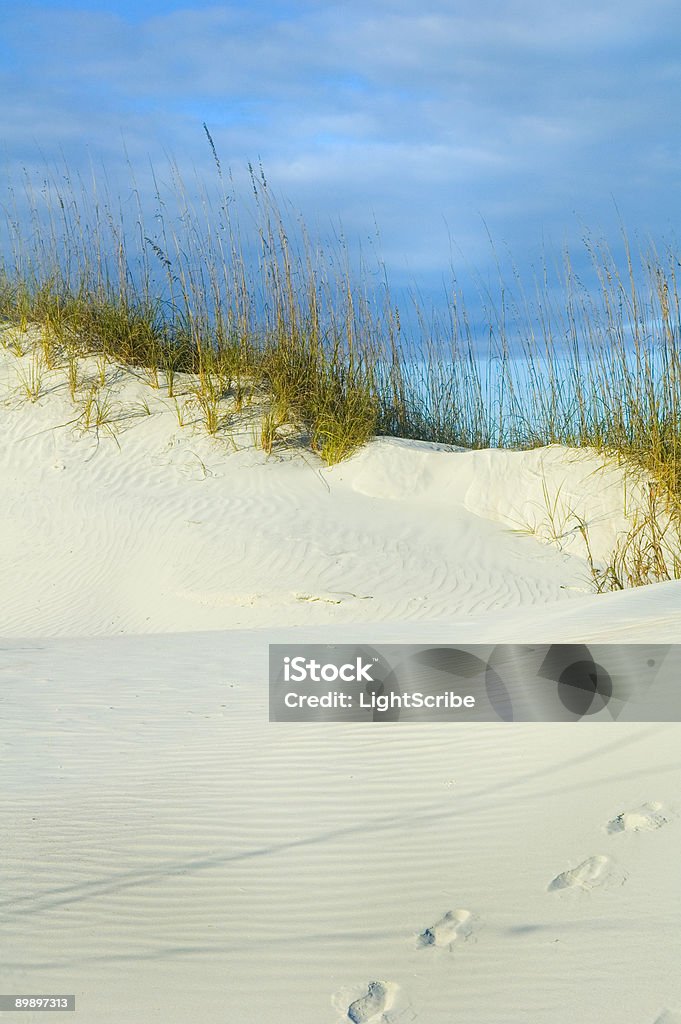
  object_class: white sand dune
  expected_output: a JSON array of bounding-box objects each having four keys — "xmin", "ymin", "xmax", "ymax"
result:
[{"xmin": 2, "ymin": 339, "xmax": 681, "ymax": 1022}]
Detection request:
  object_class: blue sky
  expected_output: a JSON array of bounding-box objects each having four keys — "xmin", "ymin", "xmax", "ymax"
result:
[{"xmin": 2, "ymin": 0, "xmax": 681, "ymax": 321}]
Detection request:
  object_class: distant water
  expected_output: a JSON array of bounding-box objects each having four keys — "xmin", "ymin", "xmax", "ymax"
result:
[{"xmin": 381, "ymin": 340, "xmax": 676, "ymax": 445}]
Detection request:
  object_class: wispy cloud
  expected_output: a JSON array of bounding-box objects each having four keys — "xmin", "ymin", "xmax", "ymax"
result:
[{"xmin": 2, "ymin": 0, "xmax": 681, "ymax": 302}]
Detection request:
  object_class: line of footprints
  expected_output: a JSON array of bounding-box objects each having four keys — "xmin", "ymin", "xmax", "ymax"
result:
[{"xmin": 341, "ymin": 801, "xmax": 672, "ymax": 1023}]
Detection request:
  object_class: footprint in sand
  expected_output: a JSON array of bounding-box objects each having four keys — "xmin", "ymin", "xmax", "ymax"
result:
[
  {"xmin": 347, "ymin": 981, "xmax": 393, "ymax": 1023},
  {"xmin": 419, "ymin": 908, "xmax": 474, "ymax": 948},
  {"xmin": 607, "ymin": 801, "xmax": 669, "ymax": 834},
  {"xmin": 548, "ymin": 854, "xmax": 618, "ymax": 892}
]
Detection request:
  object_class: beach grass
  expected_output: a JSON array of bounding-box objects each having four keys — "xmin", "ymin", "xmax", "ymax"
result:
[{"xmin": 2, "ymin": 139, "xmax": 681, "ymax": 587}]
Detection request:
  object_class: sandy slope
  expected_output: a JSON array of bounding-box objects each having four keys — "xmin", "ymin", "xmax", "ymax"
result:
[
  {"xmin": 1, "ymin": 335, "xmax": 680, "ymax": 1023},
  {"xmin": 0, "ymin": 337, "xmax": 672, "ymax": 637},
  {"xmin": 3, "ymin": 631, "xmax": 681, "ymax": 1024}
]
